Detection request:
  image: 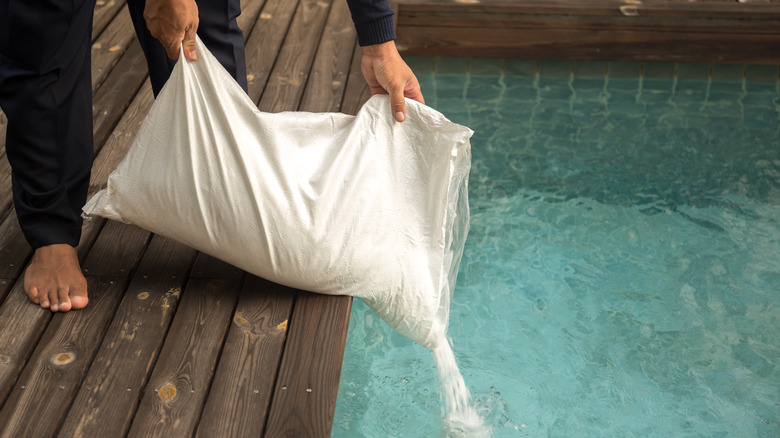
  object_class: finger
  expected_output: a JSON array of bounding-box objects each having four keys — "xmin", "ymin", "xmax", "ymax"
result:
[
  {"xmin": 183, "ymin": 23, "xmax": 198, "ymax": 61},
  {"xmin": 390, "ymin": 85, "xmax": 407, "ymax": 123},
  {"xmin": 164, "ymin": 37, "xmax": 181, "ymax": 60}
]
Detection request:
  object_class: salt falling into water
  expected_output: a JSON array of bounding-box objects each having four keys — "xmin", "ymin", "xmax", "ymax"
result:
[{"xmin": 432, "ymin": 339, "xmax": 491, "ymax": 437}]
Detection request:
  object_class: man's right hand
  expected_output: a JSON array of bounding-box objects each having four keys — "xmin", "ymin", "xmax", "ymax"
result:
[{"xmin": 143, "ymin": 0, "xmax": 199, "ymax": 61}]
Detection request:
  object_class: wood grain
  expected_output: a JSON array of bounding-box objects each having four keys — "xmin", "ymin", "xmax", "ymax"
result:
[
  {"xmin": 398, "ymin": 0, "xmax": 780, "ymax": 18},
  {"xmin": 58, "ymin": 236, "xmax": 197, "ymax": 438},
  {"xmin": 245, "ymin": 0, "xmax": 301, "ymax": 103},
  {"xmin": 91, "ymin": 5, "xmax": 136, "ymax": 93},
  {"xmin": 88, "ymin": 81, "xmax": 154, "ymax": 195},
  {"xmin": 0, "ymin": 277, "xmax": 124, "ymax": 438},
  {"xmin": 189, "ymin": 253, "xmax": 244, "ymax": 280},
  {"xmin": 195, "ymin": 276, "xmax": 294, "ymax": 437},
  {"xmin": 258, "ymin": 0, "xmax": 334, "ymax": 112},
  {"xmin": 0, "ymin": 211, "xmax": 29, "ymax": 280},
  {"xmin": 299, "ymin": 0, "xmax": 357, "ymax": 113},
  {"xmin": 80, "ymin": 220, "xmax": 150, "ymax": 277},
  {"xmin": 263, "ymin": 293, "xmax": 352, "ymax": 438},
  {"xmin": 93, "ymin": 0, "xmax": 127, "ymax": 38},
  {"xmin": 395, "ymin": 0, "xmax": 780, "ymax": 63},
  {"xmin": 0, "ymin": 283, "xmax": 53, "ymax": 410},
  {"xmin": 92, "ymin": 40, "xmax": 150, "ymax": 156},
  {"xmin": 126, "ymin": 278, "xmax": 241, "ymax": 438}
]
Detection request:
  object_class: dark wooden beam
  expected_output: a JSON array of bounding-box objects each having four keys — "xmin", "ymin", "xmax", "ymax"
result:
[{"xmin": 395, "ymin": 0, "xmax": 780, "ymax": 64}]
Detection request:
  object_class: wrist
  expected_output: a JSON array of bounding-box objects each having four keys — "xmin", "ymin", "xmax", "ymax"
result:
[{"xmin": 362, "ymin": 40, "xmax": 397, "ymax": 58}]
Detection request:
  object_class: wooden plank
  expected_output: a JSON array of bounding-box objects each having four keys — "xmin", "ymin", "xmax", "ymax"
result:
[
  {"xmin": 397, "ymin": 9, "xmax": 780, "ymax": 33},
  {"xmin": 92, "ymin": 40, "xmax": 149, "ymax": 155},
  {"xmin": 0, "ymin": 211, "xmax": 28, "ymax": 280},
  {"xmin": 245, "ymin": 0, "xmax": 301, "ymax": 102},
  {"xmin": 126, "ymin": 278, "xmax": 241, "ymax": 438},
  {"xmin": 81, "ymin": 220, "xmax": 150, "ymax": 277},
  {"xmin": 397, "ymin": 25, "xmax": 780, "ymax": 64},
  {"xmin": 93, "ymin": 0, "xmax": 127, "ymax": 39},
  {"xmin": 397, "ymin": 0, "xmax": 780, "ymax": 18},
  {"xmin": 0, "ymin": 161, "xmax": 12, "ymax": 221},
  {"xmin": 0, "ymin": 280, "xmax": 11, "ymax": 307},
  {"xmin": 237, "ymin": 0, "xmax": 267, "ymax": 33},
  {"xmin": 258, "ymin": 0, "xmax": 334, "ymax": 112},
  {"xmin": 259, "ymin": 2, "xmax": 359, "ymax": 434},
  {"xmin": 91, "ymin": 5, "xmax": 137, "ymax": 93},
  {"xmin": 299, "ymin": 0, "xmax": 357, "ymax": 112},
  {"xmin": 58, "ymin": 236, "xmax": 197, "ymax": 438},
  {"xmin": 394, "ymin": 0, "xmax": 780, "ymax": 63},
  {"xmin": 259, "ymin": 23, "xmax": 370, "ymax": 434},
  {"xmin": 0, "ymin": 277, "xmax": 124, "ymax": 438},
  {"xmin": 0, "ymin": 282, "xmax": 51, "ymax": 410},
  {"xmin": 189, "ymin": 253, "xmax": 244, "ymax": 280},
  {"xmin": 89, "ymin": 81, "xmax": 154, "ymax": 195},
  {"xmin": 194, "ymin": 276, "xmax": 293, "ymax": 437},
  {"xmin": 263, "ymin": 293, "xmax": 352, "ymax": 437}
]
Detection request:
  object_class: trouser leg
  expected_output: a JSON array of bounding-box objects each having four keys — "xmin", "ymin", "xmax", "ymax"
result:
[
  {"xmin": 0, "ymin": 0, "xmax": 97, "ymax": 249},
  {"xmin": 126, "ymin": 0, "xmax": 248, "ymax": 95}
]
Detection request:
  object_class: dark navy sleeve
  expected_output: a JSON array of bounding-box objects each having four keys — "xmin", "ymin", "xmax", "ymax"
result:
[{"xmin": 345, "ymin": 0, "xmax": 396, "ymax": 46}]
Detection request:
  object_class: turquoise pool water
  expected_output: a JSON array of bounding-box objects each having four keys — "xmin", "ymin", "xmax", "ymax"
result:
[{"xmin": 333, "ymin": 59, "xmax": 780, "ymax": 437}]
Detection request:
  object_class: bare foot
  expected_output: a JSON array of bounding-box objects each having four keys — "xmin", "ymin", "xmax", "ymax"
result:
[{"xmin": 24, "ymin": 244, "xmax": 89, "ymax": 312}]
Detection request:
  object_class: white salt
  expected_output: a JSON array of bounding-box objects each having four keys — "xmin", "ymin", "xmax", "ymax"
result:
[{"xmin": 432, "ymin": 339, "xmax": 491, "ymax": 437}]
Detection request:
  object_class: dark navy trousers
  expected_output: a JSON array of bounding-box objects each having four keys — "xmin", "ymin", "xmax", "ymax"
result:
[{"xmin": 0, "ymin": 0, "xmax": 246, "ymax": 249}]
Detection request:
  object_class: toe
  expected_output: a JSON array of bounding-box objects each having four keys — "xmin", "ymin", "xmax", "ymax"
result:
[
  {"xmin": 57, "ymin": 287, "xmax": 72, "ymax": 312},
  {"xmin": 47, "ymin": 289, "xmax": 59, "ymax": 311},
  {"xmin": 27, "ymin": 286, "xmax": 40, "ymax": 305},
  {"xmin": 70, "ymin": 292, "xmax": 89, "ymax": 310}
]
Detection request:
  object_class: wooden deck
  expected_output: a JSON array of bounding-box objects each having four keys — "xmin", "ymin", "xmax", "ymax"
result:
[
  {"xmin": 0, "ymin": 0, "xmax": 368, "ymax": 436},
  {"xmin": 2, "ymin": 0, "xmax": 779, "ymax": 437},
  {"xmin": 394, "ymin": 0, "xmax": 780, "ymax": 64}
]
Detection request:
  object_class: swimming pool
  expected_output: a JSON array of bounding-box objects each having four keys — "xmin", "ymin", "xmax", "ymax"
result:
[{"xmin": 333, "ymin": 58, "xmax": 780, "ymax": 437}]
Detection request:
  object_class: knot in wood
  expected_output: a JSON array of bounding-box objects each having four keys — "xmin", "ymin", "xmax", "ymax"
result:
[
  {"xmin": 158, "ymin": 384, "xmax": 177, "ymax": 400},
  {"xmin": 233, "ymin": 313, "xmax": 249, "ymax": 327},
  {"xmin": 52, "ymin": 352, "xmax": 75, "ymax": 365},
  {"xmin": 137, "ymin": 292, "xmax": 150, "ymax": 300}
]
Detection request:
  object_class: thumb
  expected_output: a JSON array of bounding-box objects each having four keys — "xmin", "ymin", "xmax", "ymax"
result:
[
  {"xmin": 390, "ymin": 88, "xmax": 406, "ymax": 123},
  {"xmin": 182, "ymin": 24, "xmax": 198, "ymax": 61}
]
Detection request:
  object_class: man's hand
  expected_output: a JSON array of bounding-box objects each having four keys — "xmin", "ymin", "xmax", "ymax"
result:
[
  {"xmin": 361, "ymin": 41, "xmax": 424, "ymax": 123},
  {"xmin": 144, "ymin": 0, "xmax": 199, "ymax": 61}
]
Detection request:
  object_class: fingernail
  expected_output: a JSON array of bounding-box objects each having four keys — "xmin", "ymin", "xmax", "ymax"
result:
[{"xmin": 395, "ymin": 112, "xmax": 405, "ymax": 122}]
